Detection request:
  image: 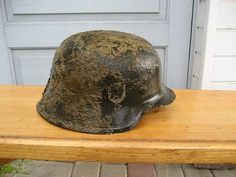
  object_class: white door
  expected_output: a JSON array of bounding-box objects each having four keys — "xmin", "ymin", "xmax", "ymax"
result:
[
  {"xmin": 0, "ymin": 0, "xmax": 193, "ymax": 88},
  {"xmin": 191, "ymin": 0, "xmax": 236, "ymax": 90}
]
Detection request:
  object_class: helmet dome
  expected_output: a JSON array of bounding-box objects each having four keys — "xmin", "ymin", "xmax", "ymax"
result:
[{"xmin": 37, "ymin": 30, "xmax": 175, "ymax": 134}]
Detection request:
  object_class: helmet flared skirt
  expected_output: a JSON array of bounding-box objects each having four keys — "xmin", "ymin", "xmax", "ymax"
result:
[{"xmin": 37, "ymin": 85, "xmax": 175, "ymax": 134}]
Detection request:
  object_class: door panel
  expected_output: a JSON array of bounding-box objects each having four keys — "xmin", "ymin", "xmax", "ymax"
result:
[
  {"xmin": 217, "ymin": 0, "xmax": 236, "ymax": 28},
  {"xmin": 11, "ymin": 0, "xmax": 160, "ymax": 14},
  {"xmin": 5, "ymin": 0, "xmax": 167, "ymax": 22},
  {"xmin": 12, "ymin": 50, "xmax": 54, "ymax": 85},
  {"xmin": 6, "ymin": 22, "xmax": 169, "ymax": 48},
  {"xmin": 211, "ymin": 56, "xmax": 236, "ymax": 82},
  {"xmin": 215, "ymin": 30, "xmax": 236, "ymax": 55},
  {"xmin": 1, "ymin": 0, "xmax": 193, "ymax": 88}
]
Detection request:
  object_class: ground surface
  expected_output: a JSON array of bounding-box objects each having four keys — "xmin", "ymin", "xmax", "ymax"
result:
[{"xmin": 1, "ymin": 160, "xmax": 236, "ymax": 177}]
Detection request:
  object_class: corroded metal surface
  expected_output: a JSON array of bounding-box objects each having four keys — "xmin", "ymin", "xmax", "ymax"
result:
[{"xmin": 36, "ymin": 30, "xmax": 175, "ymax": 134}]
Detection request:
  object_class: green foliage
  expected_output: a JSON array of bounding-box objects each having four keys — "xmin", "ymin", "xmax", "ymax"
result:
[
  {"xmin": 0, "ymin": 164, "xmax": 16, "ymax": 175},
  {"xmin": 0, "ymin": 160, "xmax": 29, "ymax": 177}
]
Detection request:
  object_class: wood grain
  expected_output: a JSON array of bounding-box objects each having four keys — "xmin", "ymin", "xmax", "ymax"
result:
[{"xmin": 0, "ymin": 85, "xmax": 236, "ymax": 163}]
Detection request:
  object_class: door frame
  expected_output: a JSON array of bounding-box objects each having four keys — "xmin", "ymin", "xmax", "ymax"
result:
[
  {"xmin": 0, "ymin": 0, "xmax": 13, "ymax": 84},
  {"xmin": 167, "ymin": 0, "xmax": 195, "ymax": 88}
]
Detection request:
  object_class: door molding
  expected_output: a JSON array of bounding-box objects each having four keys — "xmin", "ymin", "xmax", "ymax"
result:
[{"xmin": 0, "ymin": 0, "xmax": 13, "ymax": 84}]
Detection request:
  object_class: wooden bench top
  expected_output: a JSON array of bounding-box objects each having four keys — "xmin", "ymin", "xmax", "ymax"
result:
[{"xmin": 0, "ymin": 85, "xmax": 236, "ymax": 163}]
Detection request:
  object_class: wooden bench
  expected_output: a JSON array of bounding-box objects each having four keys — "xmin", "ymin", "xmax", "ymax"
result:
[{"xmin": 0, "ymin": 85, "xmax": 236, "ymax": 163}]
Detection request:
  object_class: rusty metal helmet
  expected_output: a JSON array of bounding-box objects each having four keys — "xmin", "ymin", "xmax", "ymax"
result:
[{"xmin": 37, "ymin": 30, "xmax": 175, "ymax": 134}]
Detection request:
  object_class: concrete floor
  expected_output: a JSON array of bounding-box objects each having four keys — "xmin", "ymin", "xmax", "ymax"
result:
[{"xmin": 1, "ymin": 160, "xmax": 236, "ymax": 177}]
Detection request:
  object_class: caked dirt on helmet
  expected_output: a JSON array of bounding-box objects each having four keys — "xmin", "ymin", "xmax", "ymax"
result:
[{"xmin": 37, "ymin": 30, "xmax": 175, "ymax": 134}]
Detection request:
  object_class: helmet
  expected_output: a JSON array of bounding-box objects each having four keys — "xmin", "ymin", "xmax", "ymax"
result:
[{"xmin": 36, "ymin": 30, "xmax": 175, "ymax": 134}]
